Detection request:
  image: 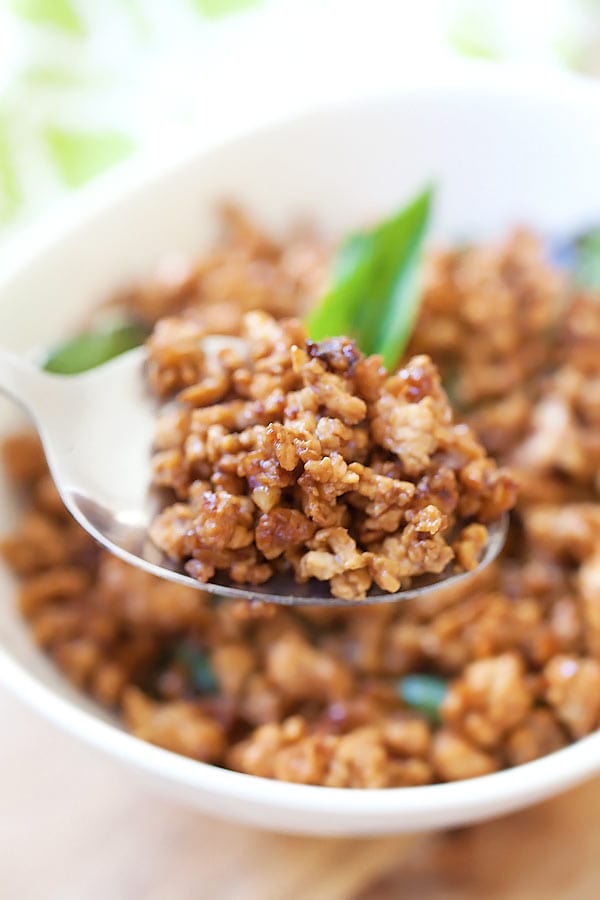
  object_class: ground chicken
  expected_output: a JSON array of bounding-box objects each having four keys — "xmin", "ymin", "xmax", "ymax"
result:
[{"xmin": 147, "ymin": 316, "xmax": 516, "ymax": 600}]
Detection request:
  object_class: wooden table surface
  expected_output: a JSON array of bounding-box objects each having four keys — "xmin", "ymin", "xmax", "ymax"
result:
[{"xmin": 2, "ymin": 684, "xmax": 599, "ymax": 900}]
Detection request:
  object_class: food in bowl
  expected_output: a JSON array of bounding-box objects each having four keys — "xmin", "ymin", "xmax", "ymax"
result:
[{"xmin": 2, "ymin": 204, "xmax": 600, "ymax": 788}]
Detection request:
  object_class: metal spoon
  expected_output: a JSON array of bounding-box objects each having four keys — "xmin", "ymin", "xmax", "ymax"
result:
[{"xmin": 0, "ymin": 343, "xmax": 507, "ymax": 607}]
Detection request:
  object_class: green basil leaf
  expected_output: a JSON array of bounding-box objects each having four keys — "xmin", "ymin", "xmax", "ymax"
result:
[
  {"xmin": 176, "ymin": 642, "xmax": 219, "ymax": 694},
  {"xmin": 43, "ymin": 322, "xmax": 148, "ymax": 374},
  {"xmin": 307, "ymin": 185, "xmax": 433, "ymax": 370},
  {"xmin": 371, "ymin": 188, "xmax": 433, "ymax": 368},
  {"xmin": 572, "ymin": 228, "xmax": 600, "ymax": 289},
  {"xmin": 397, "ymin": 673, "xmax": 447, "ymax": 723},
  {"xmin": 307, "ymin": 231, "xmax": 377, "ymax": 343}
]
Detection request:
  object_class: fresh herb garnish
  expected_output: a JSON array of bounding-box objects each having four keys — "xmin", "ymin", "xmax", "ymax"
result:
[
  {"xmin": 43, "ymin": 321, "xmax": 148, "ymax": 374},
  {"xmin": 397, "ymin": 673, "xmax": 447, "ymax": 723},
  {"xmin": 307, "ymin": 185, "xmax": 433, "ymax": 370},
  {"xmin": 571, "ymin": 228, "xmax": 600, "ymax": 289},
  {"xmin": 176, "ymin": 641, "xmax": 219, "ymax": 694}
]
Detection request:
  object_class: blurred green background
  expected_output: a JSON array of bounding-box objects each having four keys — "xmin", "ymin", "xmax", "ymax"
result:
[{"xmin": 1, "ymin": 0, "xmax": 599, "ymax": 234}]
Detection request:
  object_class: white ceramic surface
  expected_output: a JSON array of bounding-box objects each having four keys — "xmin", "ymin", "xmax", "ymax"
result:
[{"xmin": 1, "ymin": 63, "xmax": 600, "ymax": 836}]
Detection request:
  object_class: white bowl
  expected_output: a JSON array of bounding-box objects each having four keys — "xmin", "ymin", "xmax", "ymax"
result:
[{"xmin": 1, "ymin": 63, "xmax": 600, "ymax": 836}]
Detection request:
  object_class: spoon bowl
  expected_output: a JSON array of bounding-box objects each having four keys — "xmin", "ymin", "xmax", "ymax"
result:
[{"xmin": 0, "ymin": 343, "xmax": 507, "ymax": 606}]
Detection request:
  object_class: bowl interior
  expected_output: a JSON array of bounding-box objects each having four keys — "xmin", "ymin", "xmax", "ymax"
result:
[{"xmin": 2, "ymin": 70, "xmax": 600, "ymax": 834}]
